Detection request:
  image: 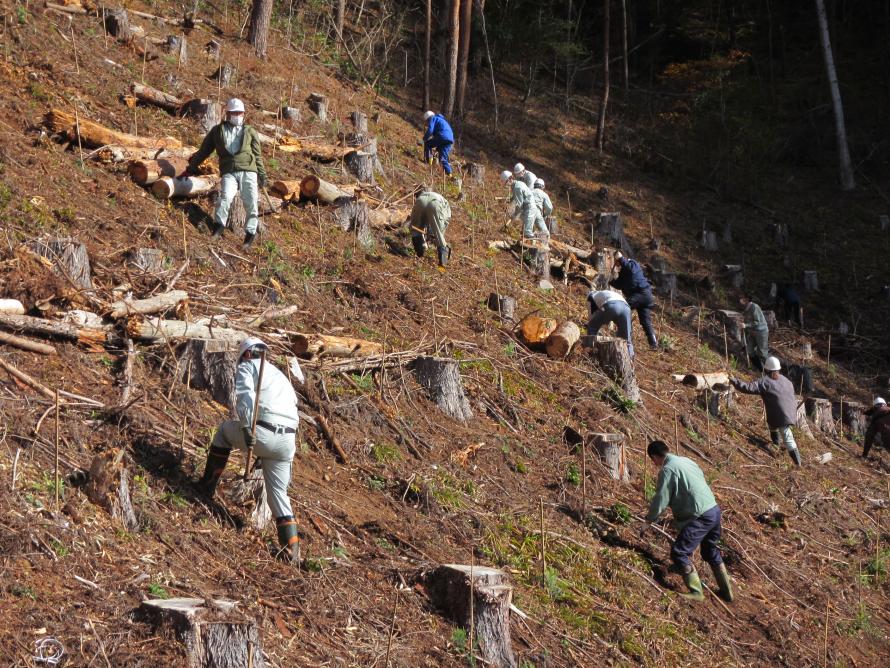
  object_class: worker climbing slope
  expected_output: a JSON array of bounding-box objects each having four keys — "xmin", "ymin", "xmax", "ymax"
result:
[
  {"xmin": 531, "ymin": 179, "xmax": 554, "ymax": 228},
  {"xmin": 197, "ymin": 338, "xmax": 302, "ymax": 563},
  {"xmin": 422, "ymin": 110, "xmax": 454, "ymax": 176},
  {"xmin": 610, "ymin": 251, "xmax": 659, "ymax": 350},
  {"xmin": 186, "ymin": 98, "xmax": 267, "ymax": 250},
  {"xmin": 500, "ymin": 170, "xmax": 546, "ymax": 240},
  {"xmin": 863, "ymin": 397, "xmax": 890, "ymax": 459},
  {"xmin": 409, "ymin": 185, "xmax": 452, "ymax": 269},
  {"xmin": 739, "ymin": 291, "xmax": 769, "ymax": 371}
]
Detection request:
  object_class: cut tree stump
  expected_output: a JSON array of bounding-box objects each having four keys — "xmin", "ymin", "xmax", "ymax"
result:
[
  {"xmin": 281, "ymin": 105, "xmax": 300, "ymax": 124},
  {"xmin": 701, "ymin": 230, "xmax": 719, "ymax": 251},
  {"xmin": 833, "ymin": 400, "xmax": 866, "ymax": 438},
  {"xmin": 589, "ymin": 433, "xmax": 630, "ymax": 482},
  {"xmin": 465, "ymin": 162, "xmax": 485, "ymax": 184},
  {"xmin": 594, "ymin": 213, "xmax": 631, "ymax": 255},
  {"xmin": 795, "ymin": 400, "xmax": 815, "ymax": 440},
  {"xmin": 803, "ymin": 270, "xmax": 819, "ymax": 292},
  {"xmin": 881, "ymin": 214, "xmax": 890, "ymax": 232},
  {"xmin": 545, "ymin": 321, "xmax": 580, "ymax": 359},
  {"xmin": 521, "ymin": 238, "xmax": 550, "ymax": 282},
  {"xmin": 152, "ymin": 175, "xmax": 220, "ymax": 199},
  {"xmin": 177, "ymin": 339, "xmax": 238, "ymax": 408},
  {"xmin": 307, "ymin": 92, "xmax": 328, "ymax": 121},
  {"xmin": 229, "ymin": 465, "xmax": 272, "ymax": 530},
  {"xmin": 128, "ymin": 157, "xmax": 190, "ymax": 185},
  {"xmin": 344, "ymin": 150, "xmax": 374, "ymax": 183},
  {"xmin": 179, "ymin": 98, "xmax": 222, "ymax": 134},
  {"xmin": 592, "ymin": 336, "xmax": 640, "ymax": 403},
  {"xmin": 426, "ymin": 565, "xmax": 517, "ymax": 668},
  {"xmin": 300, "ymin": 175, "xmax": 354, "ymax": 204},
  {"xmin": 764, "ymin": 310, "xmax": 779, "ymax": 330},
  {"xmin": 330, "ymin": 199, "xmax": 375, "ymax": 251},
  {"xmin": 723, "ymin": 264, "xmax": 744, "ymax": 288},
  {"xmin": 84, "ymin": 449, "xmax": 139, "ymax": 531},
  {"xmin": 768, "ymin": 222, "xmax": 789, "ymax": 248},
  {"xmin": 413, "ymin": 356, "xmax": 473, "ymax": 422},
  {"xmin": 545, "ymin": 216, "xmax": 558, "ymax": 235},
  {"xmin": 204, "ymin": 39, "xmax": 221, "ymax": 60},
  {"xmin": 652, "ymin": 270, "xmax": 677, "ymax": 296},
  {"xmin": 28, "ymin": 238, "xmax": 93, "ymax": 290},
  {"xmin": 104, "ymin": 7, "xmax": 134, "ymax": 41},
  {"xmin": 698, "ymin": 389, "xmax": 733, "ymax": 417},
  {"xmin": 213, "ymin": 63, "xmax": 235, "ymax": 88},
  {"xmin": 806, "ymin": 397, "xmax": 837, "ymax": 437},
  {"xmin": 162, "ymin": 34, "xmax": 187, "ymax": 64},
  {"xmin": 784, "ymin": 364, "xmax": 814, "ymax": 395},
  {"xmin": 722, "ymin": 222, "xmax": 733, "ymax": 244},
  {"xmin": 349, "ymin": 110, "xmax": 368, "ymax": 132},
  {"xmin": 517, "ymin": 315, "xmax": 557, "ymax": 347},
  {"xmin": 288, "ymin": 333, "xmax": 382, "ymax": 359},
  {"xmin": 592, "ymin": 246, "xmax": 618, "ymax": 290},
  {"xmin": 486, "ymin": 293, "xmax": 516, "ymax": 322},
  {"xmin": 715, "ymin": 310, "xmax": 744, "ymax": 344},
  {"xmin": 135, "ymin": 598, "xmax": 265, "ymax": 668}
]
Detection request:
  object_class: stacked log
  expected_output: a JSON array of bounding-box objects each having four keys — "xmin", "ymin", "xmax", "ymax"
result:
[
  {"xmin": 128, "ymin": 157, "xmax": 189, "ymax": 185},
  {"xmin": 151, "ymin": 175, "xmax": 220, "ymax": 199}
]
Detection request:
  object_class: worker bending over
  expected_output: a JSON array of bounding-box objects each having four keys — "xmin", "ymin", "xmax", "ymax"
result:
[
  {"xmin": 586, "ymin": 289, "xmax": 634, "ymax": 358},
  {"xmin": 409, "ymin": 186, "xmax": 452, "ymax": 269},
  {"xmin": 610, "ymin": 252, "xmax": 658, "ymax": 350},
  {"xmin": 422, "ymin": 110, "xmax": 454, "ymax": 176},
  {"xmin": 197, "ymin": 337, "xmax": 301, "ymax": 563},
  {"xmin": 500, "ymin": 170, "xmax": 546, "ymax": 240},
  {"xmin": 863, "ymin": 397, "xmax": 890, "ymax": 459},
  {"xmin": 512, "ymin": 163, "xmax": 537, "ymax": 189}
]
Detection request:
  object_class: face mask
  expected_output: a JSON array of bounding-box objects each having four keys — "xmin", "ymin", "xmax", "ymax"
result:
[{"xmin": 229, "ymin": 115, "xmax": 244, "ymax": 127}]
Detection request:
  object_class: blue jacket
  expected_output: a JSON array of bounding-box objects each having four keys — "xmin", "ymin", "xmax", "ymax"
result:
[
  {"xmin": 424, "ymin": 114, "xmax": 454, "ymax": 144},
  {"xmin": 610, "ymin": 258, "xmax": 651, "ymax": 295}
]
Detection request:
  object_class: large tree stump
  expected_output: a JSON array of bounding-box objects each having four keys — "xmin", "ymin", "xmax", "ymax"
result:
[
  {"xmin": 591, "ymin": 247, "xmax": 618, "ymax": 290},
  {"xmin": 806, "ymin": 398, "xmax": 837, "ymax": 437},
  {"xmin": 28, "ymin": 238, "xmax": 93, "ymax": 290},
  {"xmin": 331, "ymin": 199, "xmax": 375, "ymax": 251},
  {"xmin": 715, "ymin": 310, "xmax": 744, "ymax": 344},
  {"xmin": 229, "ymin": 465, "xmax": 272, "ymax": 530},
  {"xmin": 414, "ymin": 356, "xmax": 472, "ymax": 422},
  {"xmin": 700, "ymin": 230, "xmax": 719, "ymax": 251},
  {"xmin": 84, "ymin": 450, "xmax": 139, "ymax": 531},
  {"xmin": 307, "ymin": 92, "xmax": 328, "ymax": 121},
  {"xmin": 594, "ymin": 213, "xmax": 631, "ymax": 255},
  {"xmin": 545, "ymin": 216, "xmax": 558, "ymax": 235},
  {"xmin": 590, "ymin": 433, "xmax": 630, "ymax": 482},
  {"xmin": 545, "ymin": 321, "xmax": 580, "ymax": 359},
  {"xmin": 135, "ymin": 598, "xmax": 265, "ymax": 668},
  {"xmin": 698, "ymin": 389, "xmax": 733, "ymax": 417},
  {"xmin": 833, "ymin": 400, "xmax": 867, "ymax": 438},
  {"xmin": 465, "ymin": 162, "xmax": 485, "ymax": 184},
  {"xmin": 204, "ymin": 39, "xmax": 221, "ymax": 60},
  {"xmin": 349, "ymin": 110, "xmax": 368, "ymax": 132},
  {"xmin": 105, "ymin": 7, "xmax": 134, "ymax": 41},
  {"xmin": 486, "ymin": 293, "xmax": 516, "ymax": 322},
  {"xmin": 592, "ymin": 336, "xmax": 640, "ymax": 403},
  {"xmin": 177, "ymin": 339, "xmax": 238, "ymax": 408},
  {"xmin": 783, "ymin": 364, "xmax": 814, "ymax": 395},
  {"xmin": 517, "ymin": 315, "xmax": 557, "ymax": 347},
  {"xmin": 180, "ymin": 99, "xmax": 222, "ymax": 134},
  {"xmin": 426, "ymin": 565, "xmax": 516, "ymax": 668},
  {"xmin": 163, "ymin": 34, "xmax": 188, "ymax": 64},
  {"xmin": 213, "ymin": 63, "xmax": 235, "ymax": 88},
  {"xmin": 344, "ymin": 150, "xmax": 374, "ymax": 184},
  {"xmin": 723, "ymin": 264, "xmax": 744, "ymax": 288},
  {"xmin": 803, "ymin": 270, "xmax": 819, "ymax": 292},
  {"xmin": 769, "ymin": 222, "xmax": 789, "ymax": 249},
  {"xmin": 795, "ymin": 399, "xmax": 814, "ymax": 440}
]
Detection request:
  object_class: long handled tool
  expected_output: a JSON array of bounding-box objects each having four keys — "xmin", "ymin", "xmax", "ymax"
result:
[{"xmin": 243, "ymin": 348, "xmax": 267, "ymax": 480}]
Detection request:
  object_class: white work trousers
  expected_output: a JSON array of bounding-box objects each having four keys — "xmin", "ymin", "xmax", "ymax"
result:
[
  {"xmin": 521, "ymin": 203, "xmax": 549, "ymax": 239},
  {"xmin": 215, "ymin": 171, "xmax": 259, "ymax": 234},
  {"xmin": 212, "ymin": 419, "xmax": 295, "ymax": 518}
]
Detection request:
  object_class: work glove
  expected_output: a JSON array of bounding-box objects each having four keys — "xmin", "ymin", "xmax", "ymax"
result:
[
  {"xmin": 242, "ymin": 426, "xmax": 256, "ymax": 449},
  {"xmin": 258, "ymin": 174, "xmax": 266, "ymax": 188},
  {"xmin": 181, "ymin": 165, "xmax": 197, "ymax": 178}
]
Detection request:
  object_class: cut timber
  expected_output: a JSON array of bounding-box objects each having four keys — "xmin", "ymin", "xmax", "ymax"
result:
[
  {"xmin": 487, "ymin": 293, "xmax": 516, "ymax": 322},
  {"xmin": 589, "ymin": 433, "xmax": 630, "ymax": 482},
  {"xmin": 803, "ymin": 270, "xmax": 819, "ymax": 292},
  {"xmin": 179, "ymin": 98, "xmax": 222, "ymax": 134},
  {"xmin": 84, "ymin": 449, "xmax": 139, "ymax": 531},
  {"xmin": 289, "ymin": 333, "xmax": 382, "ymax": 360},
  {"xmin": 545, "ymin": 321, "xmax": 580, "ymax": 359},
  {"xmin": 104, "ymin": 7, "xmax": 134, "ymax": 41},
  {"xmin": 674, "ymin": 372, "xmax": 730, "ymax": 392},
  {"xmin": 128, "ymin": 157, "xmax": 189, "ymax": 185},
  {"xmin": 44, "ymin": 109, "xmax": 183, "ymax": 150},
  {"xmin": 307, "ymin": 92, "xmax": 328, "ymax": 121},
  {"xmin": 716, "ymin": 310, "xmax": 744, "ymax": 344},
  {"xmin": 465, "ymin": 162, "xmax": 485, "ymax": 184},
  {"xmin": 300, "ymin": 175, "xmax": 354, "ymax": 203},
  {"xmin": 367, "ymin": 206, "xmax": 408, "ymax": 229},
  {"xmin": 151, "ymin": 175, "xmax": 220, "ymax": 199},
  {"xmin": 110, "ymin": 290, "xmax": 188, "ymax": 319},
  {"xmin": 344, "ymin": 150, "xmax": 374, "ymax": 183},
  {"xmin": 129, "ymin": 318, "xmax": 245, "ymax": 344},
  {"xmin": 414, "ymin": 356, "xmax": 473, "ymax": 422},
  {"xmin": 269, "ymin": 179, "xmax": 303, "ymax": 200},
  {"xmin": 331, "ymin": 199, "xmax": 375, "ymax": 251},
  {"xmin": 595, "ymin": 212, "xmax": 631, "ymax": 255},
  {"xmin": 93, "ymin": 144, "xmax": 195, "ymax": 163},
  {"xmin": 0, "ymin": 299, "xmax": 25, "ymax": 315},
  {"xmin": 0, "ymin": 313, "xmax": 109, "ymax": 348},
  {"xmin": 517, "ymin": 315, "xmax": 557, "ymax": 347},
  {"xmin": 349, "ymin": 110, "xmax": 368, "ymax": 132},
  {"xmin": 833, "ymin": 400, "xmax": 866, "ymax": 438},
  {"xmin": 701, "ymin": 230, "xmax": 719, "ymax": 251},
  {"xmin": 177, "ymin": 339, "xmax": 238, "ymax": 407},
  {"xmin": 229, "ymin": 465, "xmax": 272, "ymax": 530},
  {"xmin": 426, "ymin": 565, "xmax": 516, "ymax": 668},
  {"xmin": 27, "ymin": 238, "xmax": 93, "ymax": 290},
  {"xmin": 276, "ymin": 138, "xmax": 355, "ymax": 161},
  {"xmin": 548, "ymin": 238, "xmax": 594, "ymax": 262},
  {"xmin": 135, "ymin": 598, "xmax": 265, "ymax": 668},
  {"xmin": 592, "ymin": 336, "xmax": 640, "ymax": 403},
  {"xmin": 0, "ymin": 331, "xmax": 57, "ymax": 355},
  {"xmin": 125, "ymin": 247, "xmax": 166, "ymax": 275},
  {"xmin": 129, "ymin": 82, "xmax": 183, "ymax": 113},
  {"xmin": 806, "ymin": 397, "xmax": 837, "ymax": 437},
  {"xmin": 213, "ymin": 62, "xmax": 236, "ymax": 88}
]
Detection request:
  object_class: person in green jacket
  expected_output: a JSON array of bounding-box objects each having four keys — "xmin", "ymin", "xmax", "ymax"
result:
[
  {"xmin": 739, "ymin": 291, "xmax": 769, "ymax": 371},
  {"xmin": 409, "ymin": 185, "xmax": 452, "ymax": 269},
  {"xmin": 641, "ymin": 441, "xmax": 733, "ymax": 602},
  {"xmin": 186, "ymin": 98, "xmax": 267, "ymax": 250}
]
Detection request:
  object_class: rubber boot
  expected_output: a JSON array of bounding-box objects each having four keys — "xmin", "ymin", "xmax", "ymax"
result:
[
  {"xmin": 242, "ymin": 231, "xmax": 256, "ymax": 250},
  {"xmin": 210, "ymin": 223, "xmax": 225, "ymax": 240},
  {"xmin": 681, "ymin": 566, "xmax": 705, "ymax": 601},
  {"xmin": 275, "ymin": 516, "xmax": 301, "ymax": 565},
  {"xmin": 437, "ymin": 245, "xmax": 451, "ymax": 268},
  {"xmin": 196, "ymin": 446, "xmax": 230, "ymax": 497},
  {"xmin": 411, "ymin": 234, "xmax": 427, "ymax": 258},
  {"xmin": 788, "ymin": 447, "xmax": 802, "ymax": 468},
  {"xmin": 711, "ymin": 562, "xmax": 734, "ymax": 602}
]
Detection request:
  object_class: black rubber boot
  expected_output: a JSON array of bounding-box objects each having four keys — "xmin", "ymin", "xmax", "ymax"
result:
[
  {"xmin": 275, "ymin": 516, "xmax": 301, "ymax": 564},
  {"xmin": 411, "ymin": 234, "xmax": 427, "ymax": 258},
  {"xmin": 210, "ymin": 223, "xmax": 225, "ymax": 240},
  {"xmin": 711, "ymin": 562, "xmax": 734, "ymax": 602},
  {"xmin": 196, "ymin": 446, "xmax": 230, "ymax": 497},
  {"xmin": 437, "ymin": 245, "xmax": 451, "ymax": 268},
  {"xmin": 242, "ymin": 231, "xmax": 256, "ymax": 250},
  {"xmin": 788, "ymin": 447, "xmax": 802, "ymax": 468}
]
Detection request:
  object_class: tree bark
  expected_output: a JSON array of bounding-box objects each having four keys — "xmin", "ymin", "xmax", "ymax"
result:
[
  {"xmin": 28, "ymin": 238, "xmax": 93, "ymax": 291},
  {"xmin": 128, "ymin": 318, "xmax": 246, "ymax": 345},
  {"xmin": 672, "ymin": 372, "xmax": 730, "ymax": 392},
  {"xmin": 84, "ymin": 449, "xmax": 139, "ymax": 531},
  {"xmin": 487, "ymin": 293, "xmax": 516, "ymax": 322},
  {"xmin": 110, "ymin": 290, "xmax": 189, "ymax": 319},
  {"xmin": 229, "ymin": 464, "xmax": 272, "ymax": 530},
  {"xmin": 129, "ymin": 82, "xmax": 183, "ymax": 112},
  {"xmin": 545, "ymin": 321, "xmax": 580, "ymax": 359},
  {"xmin": 179, "ymin": 99, "xmax": 223, "ymax": 134},
  {"xmin": 151, "ymin": 175, "xmax": 220, "ymax": 200},
  {"xmin": 0, "ymin": 313, "xmax": 110, "ymax": 348},
  {"xmin": 247, "ymin": 0, "xmax": 274, "ymax": 59},
  {"xmin": 595, "ymin": 0, "xmax": 610, "ymax": 151},
  {"xmin": 344, "ymin": 150, "xmax": 374, "ymax": 183},
  {"xmin": 806, "ymin": 397, "xmax": 837, "ymax": 437},
  {"xmin": 307, "ymin": 92, "xmax": 328, "ymax": 121},
  {"xmin": 701, "ymin": 230, "xmax": 719, "ymax": 251},
  {"xmin": 424, "ymin": 0, "xmax": 432, "ymax": 111},
  {"xmin": 716, "ymin": 310, "xmax": 744, "ymax": 344},
  {"xmin": 300, "ymin": 175, "xmax": 354, "ymax": 203},
  {"xmin": 104, "ymin": 7, "xmax": 134, "ymax": 41},
  {"xmin": 455, "ymin": 0, "xmax": 473, "ymax": 117},
  {"xmin": 592, "ymin": 336, "xmax": 640, "ymax": 403},
  {"xmin": 335, "ymin": 0, "xmax": 346, "ymax": 50},
  {"xmin": 288, "ymin": 333, "xmax": 383, "ymax": 360},
  {"xmin": 414, "ymin": 356, "xmax": 473, "ymax": 422},
  {"xmin": 128, "ymin": 157, "xmax": 190, "ymax": 185},
  {"xmin": 465, "ymin": 162, "xmax": 485, "ymax": 184},
  {"xmin": 269, "ymin": 179, "xmax": 304, "ymax": 200},
  {"xmin": 833, "ymin": 400, "xmax": 867, "ymax": 437},
  {"xmin": 330, "ymin": 199, "xmax": 376, "ymax": 251},
  {"xmin": 517, "ymin": 315, "xmax": 557, "ymax": 347},
  {"xmin": 213, "ymin": 62, "xmax": 236, "ymax": 88},
  {"xmin": 45, "ymin": 109, "xmax": 186, "ymax": 150},
  {"xmin": 443, "ymin": 0, "xmax": 461, "ymax": 117},
  {"xmin": 590, "ymin": 433, "xmax": 629, "ymax": 482},
  {"xmin": 814, "ymin": 0, "xmax": 855, "ymax": 191},
  {"xmin": 349, "ymin": 110, "xmax": 369, "ymax": 132}
]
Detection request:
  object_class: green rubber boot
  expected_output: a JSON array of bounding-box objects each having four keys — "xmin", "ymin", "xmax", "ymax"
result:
[
  {"xmin": 711, "ymin": 562, "xmax": 734, "ymax": 602},
  {"xmin": 682, "ymin": 567, "xmax": 705, "ymax": 601},
  {"xmin": 275, "ymin": 516, "xmax": 301, "ymax": 565}
]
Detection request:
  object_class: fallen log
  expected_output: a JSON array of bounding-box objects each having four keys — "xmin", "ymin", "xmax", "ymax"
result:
[
  {"xmin": 243, "ymin": 304, "xmax": 303, "ymax": 329},
  {"xmin": 590, "ymin": 433, "xmax": 629, "ymax": 482},
  {"xmin": 93, "ymin": 144, "xmax": 195, "ymax": 163},
  {"xmin": 545, "ymin": 321, "xmax": 580, "ymax": 359},
  {"xmin": 0, "ymin": 357, "xmax": 56, "ymax": 398},
  {"xmin": 84, "ymin": 449, "xmax": 139, "ymax": 531},
  {"xmin": 268, "ymin": 179, "xmax": 303, "ymax": 200},
  {"xmin": 517, "ymin": 315, "xmax": 557, "ymax": 347},
  {"xmin": 0, "ymin": 313, "xmax": 109, "ymax": 348},
  {"xmin": 289, "ymin": 333, "xmax": 382, "ymax": 359},
  {"xmin": 128, "ymin": 157, "xmax": 189, "ymax": 185},
  {"xmin": 129, "ymin": 318, "xmax": 246, "ymax": 344},
  {"xmin": 151, "ymin": 175, "xmax": 219, "ymax": 199},
  {"xmin": 44, "ymin": 109, "xmax": 184, "ymax": 150},
  {"xmin": 672, "ymin": 372, "xmax": 730, "ymax": 392},
  {"xmin": 592, "ymin": 336, "xmax": 640, "ymax": 403},
  {"xmin": 0, "ymin": 299, "xmax": 25, "ymax": 315},
  {"xmin": 414, "ymin": 356, "xmax": 473, "ymax": 422},
  {"xmin": 0, "ymin": 331, "xmax": 57, "ymax": 355},
  {"xmin": 276, "ymin": 137, "xmax": 355, "ymax": 161},
  {"xmin": 299, "ymin": 175, "xmax": 354, "ymax": 203},
  {"xmin": 367, "ymin": 205, "xmax": 408, "ymax": 229},
  {"xmin": 110, "ymin": 290, "xmax": 188, "ymax": 319},
  {"xmin": 129, "ymin": 82, "xmax": 183, "ymax": 112},
  {"xmin": 548, "ymin": 239, "xmax": 594, "ymax": 262}
]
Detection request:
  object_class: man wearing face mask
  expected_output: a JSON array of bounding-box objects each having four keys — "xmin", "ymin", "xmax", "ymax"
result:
[{"xmin": 186, "ymin": 98, "xmax": 267, "ymax": 250}]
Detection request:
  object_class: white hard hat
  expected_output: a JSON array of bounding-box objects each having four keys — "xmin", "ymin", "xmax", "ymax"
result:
[
  {"xmin": 225, "ymin": 98, "xmax": 245, "ymax": 113},
  {"xmin": 500, "ymin": 170, "xmax": 513, "ymax": 183},
  {"xmin": 874, "ymin": 397, "xmax": 887, "ymax": 407},
  {"xmin": 534, "ymin": 179, "xmax": 545, "ymax": 189},
  {"xmin": 238, "ymin": 336, "xmax": 267, "ymax": 359},
  {"xmin": 423, "ymin": 110, "xmax": 435, "ymax": 121},
  {"xmin": 764, "ymin": 356, "xmax": 781, "ymax": 371},
  {"xmin": 513, "ymin": 163, "xmax": 525, "ymax": 175}
]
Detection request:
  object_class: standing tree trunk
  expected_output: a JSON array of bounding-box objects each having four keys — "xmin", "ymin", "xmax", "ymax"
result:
[
  {"xmin": 455, "ymin": 0, "xmax": 473, "ymax": 118},
  {"xmin": 443, "ymin": 0, "xmax": 461, "ymax": 117},
  {"xmin": 814, "ymin": 0, "xmax": 855, "ymax": 190},
  {"xmin": 247, "ymin": 0, "xmax": 274, "ymax": 59},
  {"xmin": 335, "ymin": 0, "xmax": 346, "ymax": 51},
  {"xmin": 595, "ymin": 0, "xmax": 610, "ymax": 151},
  {"xmin": 424, "ymin": 0, "xmax": 432, "ymax": 110},
  {"xmin": 621, "ymin": 0, "xmax": 629, "ymax": 92}
]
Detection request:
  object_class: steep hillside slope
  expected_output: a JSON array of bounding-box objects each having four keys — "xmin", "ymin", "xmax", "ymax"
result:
[{"xmin": 0, "ymin": 2, "xmax": 887, "ymax": 667}]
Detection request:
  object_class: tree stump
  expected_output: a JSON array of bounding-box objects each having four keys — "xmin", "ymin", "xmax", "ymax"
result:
[
  {"xmin": 84, "ymin": 449, "xmax": 139, "ymax": 531},
  {"xmin": 180, "ymin": 99, "xmax": 222, "ymax": 134},
  {"xmin": 28, "ymin": 238, "xmax": 93, "ymax": 291},
  {"xmin": 806, "ymin": 397, "xmax": 837, "ymax": 437},
  {"xmin": 135, "ymin": 598, "xmax": 265, "ymax": 668},
  {"xmin": 591, "ymin": 246, "xmax": 618, "ymax": 290},
  {"xmin": 413, "ymin": 356, "xmax": 473, "ymax": 422},
  {"xmin": 795, "ymin": 400, "xmax": 814, "ymax": 440},
  {"xmin": 104, "ymin": 7, "xmax": 133, "ymax": 41},
  {"xmin": 880, "ymin": 214, "xmax": 890, "ymax": 231},
  {"xmin": 465, "ymin": 162, "xmax": 485, "ymax": 184},
  {"xmin": 837, "ymin": 321, "xmax": 850, "ymax": 335},
  {"xmin": 281, "ymin": 105, "xmax": 300, "ymax": 125},
  {"xmin": 833, "ymin": 401, "xmax": 867, "ymax": 438},
  {"xmin": 589, "ymin": 433, "xmax": 630, "ymax": 481},
  {"xmin": 204, "ymin": 39, "xmax": 221, "ymax": 60},
  {"xmin": 803, "ymin": 270, "xmax": 819, "ymax": 292},
  {"xmin": 651, "ymin": 270, "xmax": 677, "ymax": 297},
  {"xmin": 522, "ymin": 239, "xmax": 550, "ymax": 282},
  {"xmin": 344, "ymin": 150, "xmax": 374, "ymax": 184},
  {"xmin": 517, "ymin": 315, "xmax": 557, "ymax": 347},
  {"xmin": 545, "ymin": 321, "xmax": 580, "ymax": 359},
  {"xmin": 801, "ymin": 342, "xmax": 813, "ymax": 360},
  {"xmin": 763, "ymin": 310, "xmax": 778, "ymax": 330},
  {"xmin": 331, "ymin": 199, "xmax": 375, "ymax": 251},
  {"xmin": 307, "ymin": 92, "xmax": 328, "ymax": 121},
  {"xmin": 592, "ymin": 336, "xmax": 640, "ymax": 403},
  {"xmin": 426, "ymin": 565, "xmax": 516, "ymax": 668},
  {"xmin": 784, "ymin": 364, "xmax": 814, "ymax": 395},
  {"xmin": 177, "ymin": 339, "xmax": 238, "ymax": 409},
  {"xmin": 723, "ymin": 264, "xmax": 744, "ymax": 288},
  {"xmin": 722, "ymin": 222, "xmax": 733, "ymax": 244},
  {"xmin": 213, "ymin": 63, "xmax": 235, "ymax": 88},
  {"xmin": 715, "ymin": 310, "xmax": 744, "ymax": 344},
  {"xmin": 229, "ymin": 465, "xmax": 272, "ymax": 530},
  {"xmin": 127, "ymin": 248, "xmax": 166, "ymax": 275},
  {"xmin": 545, "ymin": 216, "xmax": 558, "ymax": 235},
  {"xmin": 349, "ymin": 110, "xmax": 368, "ymax": 132},
  {"xmin": 700, "ymin": 230, "xmax": 719, "ymax": 251},
  {"xmin": 882, "ymin": 286, "xmax": 890, "ymax": 303},
  {"xmin": 699, "ymin": 389, "xmax": 733, "ymax": 417},
  {"xmin": 487, "ymin": 293, "xmax": 516, "ymax": 322},
  {"xmin": 163, "ymin": 34, "xmax": 187, "ymax": 64},
  {"xmin": 594, "ymin": 213, "xmax": 631, "ymax": 255}
]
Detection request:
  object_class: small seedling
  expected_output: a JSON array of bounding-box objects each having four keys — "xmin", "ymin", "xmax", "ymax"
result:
[
  {"xmin": 147, "ymin": 583, "xmax": 169, "ymax": 599},
  {"xmin": 565, "ymin": 463, "xmax": 581, "ymax": 486}
]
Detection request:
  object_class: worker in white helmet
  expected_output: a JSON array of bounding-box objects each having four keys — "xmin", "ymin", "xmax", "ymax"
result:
[
  {"xmin": 531, "ymin": 178, "xmax": 553, "ymax": 230},
  {"xmin": 500, "ymin": 170, "xmax": 546, "ymax": 239},
  {"xmin": 421, "ymin": 110, "xmax": 454, "ymax": 175},
  {"xmin": 187, "ymin": 98, "xmax": 267, "ymax": 250},
  {"xmin": 197, "ymin": 337, "xmax": 302, "ymax": 562},
  {"xmin": 513, "ymin": 163, "xmax": 537, "ymax": 189}
]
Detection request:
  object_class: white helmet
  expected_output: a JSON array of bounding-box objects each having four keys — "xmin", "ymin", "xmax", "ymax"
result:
[
  {"xmin": 534, "ymin": 179, "xmax": 545, "ymax": 189},
  {"xmin": 225, "ymin": 98, "xmax": 245, "ymax": 113},
  {"xmin": 238, "ymin": 336, "xmax": 267, "ymax": 359},
  {"xmin": 874, "ymin": 397, "xmax": 887, "ymax": 407},
  {"xmin": 513, "ymin": 162, "xmax": 525, "ymax": 175},
  {"xmin": 423, "ymin": 110, "xmax": 435, "ymax": 121},
  {"xmin": 500, "ymin": 170, "xmax": 513, "ymax": 183},
  {"xmin": 764, "ymin": 356, "xmax": 781, "ymax": 372}
]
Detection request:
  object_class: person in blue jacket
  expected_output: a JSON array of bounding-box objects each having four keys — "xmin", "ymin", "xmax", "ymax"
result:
[
  {"xmin": 610, "ymin": 252, "xmax": 659, "ymax": 349},
  {"xmin": 422, "ymin": 110, "xmax": 454, "ymax": 175}
]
